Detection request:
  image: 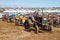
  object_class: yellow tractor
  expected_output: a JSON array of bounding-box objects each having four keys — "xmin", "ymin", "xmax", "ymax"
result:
[{"xmin": 15, "ymin": 16, "xmax": 27, "ymax": 26}]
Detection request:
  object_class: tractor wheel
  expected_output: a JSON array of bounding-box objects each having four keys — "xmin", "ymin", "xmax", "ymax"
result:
[
  {"xmin": 24, "ymin": 20, "xmax": 29, "ymax": 29},
  {"xmin": 18, "ymin": 20, "xmax": 21, "ymax": 26},
  {"xmin": 2, "ymin": 18, "xmax": 4, "ymax": 21},
  {"xmin": 45, "ymin": 26, "xmax": 52, "ymax": 32},
  {"xmin": 15, "ymin": 20, "xmax": 19, "ymax": 25}
]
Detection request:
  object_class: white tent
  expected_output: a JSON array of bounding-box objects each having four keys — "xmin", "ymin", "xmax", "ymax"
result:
[
  {"xmin": 3, "ymin": 10, "xmax": 18, "ymax": 13},
  {"xmin": 3, "ymin": 10, "xmax": 35, "ymax": 13}
]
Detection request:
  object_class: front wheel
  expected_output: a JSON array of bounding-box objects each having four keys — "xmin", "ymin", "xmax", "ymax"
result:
[
  {"xmin": 45, "ymin": 26, "xmax": 52, "ymax": 32},
  {"xmin": 15, "ymin": 20, "xmax": 20, "ymax": 25},
  {"xmin": 2, "ymin": 18, "xmax": 4, "ymax": 21}
]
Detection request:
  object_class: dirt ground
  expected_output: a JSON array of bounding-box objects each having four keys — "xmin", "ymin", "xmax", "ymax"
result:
[{"xmin": 0, "ymin": 20, "xmax": 60, "ymax": 40}]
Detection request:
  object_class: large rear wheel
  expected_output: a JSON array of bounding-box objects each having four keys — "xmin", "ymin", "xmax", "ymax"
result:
[{"xmin": 24, "ymin": 20, "xmax": 29, "ymax": 29}]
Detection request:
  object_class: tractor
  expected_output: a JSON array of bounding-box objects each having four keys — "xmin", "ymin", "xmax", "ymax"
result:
[
  {"xmin": 24, "ymin": 15, "xmax": 52, "ymax": 34},
  {"xmin": 15, "ymin": 15, "xmax": 27, "ymax": 26},
  {"xmin": 7, "ymin": 13, "xmax": 16, "ymax": 23},
  {"xmin": 2, "ymin": 14, "xmax": 9, "ymax": 22}
]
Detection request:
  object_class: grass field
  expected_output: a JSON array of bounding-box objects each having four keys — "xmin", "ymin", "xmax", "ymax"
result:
[{"xmin": 0, "ymin": 20, "xmax": 60, "ymax": 40}]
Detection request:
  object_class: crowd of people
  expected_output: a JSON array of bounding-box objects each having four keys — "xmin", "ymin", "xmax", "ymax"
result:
[
  {"xmin": 28, "ymin": 11, "xmax": 60, "ymax": 28},
  {"xmin": 2, "ymin": 10, "xmax": 60, "ymax": 28},
  {"xmin": 48, "ymin": 14, "xmax": 60, "ymax": 28}
]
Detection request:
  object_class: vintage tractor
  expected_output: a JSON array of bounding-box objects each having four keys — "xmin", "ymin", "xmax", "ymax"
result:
[
  {"xmin": 24, "ymin": 16, "xmax": 39, "ymax": 33},
  {"xmin": 24, "ymin": 16, "xmax": 52, "ymax": 34},
  {"xmin": 40, "ymin": 17, "xmax": 52, "ymax": 31},
  {"xmin": 2, "ymin": 14, "xmax": 9, "ymax": 21},
  {"xmin": 7, "ymin": 14, "xmax": 16, "ymax": 23},
  {"xmin": 15, "ymin": 16, "xmax": 27, "ymax": 26},
  {"xmin": 8, "ymin": 13, "xmax": 16, "ymax": 23},
  {"xmin": 7, "ymin": 16, "xmax": 15, "ymax": 23}
]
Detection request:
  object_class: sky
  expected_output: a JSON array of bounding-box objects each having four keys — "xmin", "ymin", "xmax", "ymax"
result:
[{"xmin": 0, "ymin": 0, "xmax": 60, "ymax": 8}]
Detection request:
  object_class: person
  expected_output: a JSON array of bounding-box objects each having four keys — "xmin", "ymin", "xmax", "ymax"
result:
[
  {"xmin": 48, "ymin": 15, "xmax": 53, "ymax": 25},
  {"xmin": 33, "ymin": 11, "xmax": 39, "ymax": 21},
  {"xmin": 5, "ymin": 14, "xmax": 9, "ymax": 21},
  {"xmin": 53, "ymin": 15, "xmax": 57, "ymax": 27},
  {"xmin": 56, "ymin": 16, "xmax": 60, "ymax": 28},
  {"xmin": 28, "ymin": 14, "xmax": 35, "ymax": 22}
]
